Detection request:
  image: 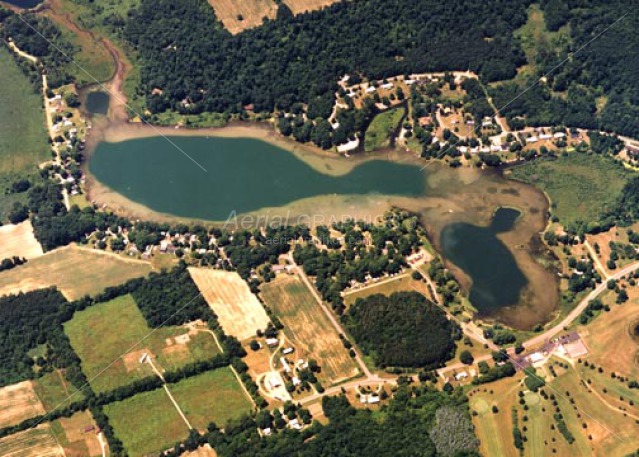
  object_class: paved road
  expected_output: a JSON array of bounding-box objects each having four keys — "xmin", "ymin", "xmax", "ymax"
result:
[{"xmin": 523, "ymin": 260, "xmax": 639, "ymax": 349}]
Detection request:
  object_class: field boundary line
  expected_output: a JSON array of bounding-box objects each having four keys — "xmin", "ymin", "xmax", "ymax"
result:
[{"xmin": 229, "ymin": 365, "xmax": 257, "ymax": 408}]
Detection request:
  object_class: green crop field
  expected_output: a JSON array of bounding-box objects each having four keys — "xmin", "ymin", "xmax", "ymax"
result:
[
  {"xmin": 64, "ymin": 294, "xmax": 220, "ymax": 393},
  {"xmin": 170, "ymin": 367, "xmax": 253, "ymax": 431},
  {"xmin": 364, "ymin": 107, "xmax": 405, "ymax": 151},
  {"xmin": 509, "ymin": 153, "xmax": 630, "ymax": 229},
  {"xmin": 104, "ymin": 388, "xmax": 189, "ymax": 457}
]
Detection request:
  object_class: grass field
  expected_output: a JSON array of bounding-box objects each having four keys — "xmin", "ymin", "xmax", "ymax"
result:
[
  {"xmin": 469, "ymin": 376, "xmax": 521, "ymax": 457},
  {"xmin": 343, "ymin": 274, "xmax": 428, "ymax": 306},
  {"xmin": 364, "ymin": 107, "xmax": 405, "ymax": 151},
  {"xmin": 170, "ymin": 367, "xmax": 253, "ymax": 431},
  {"xmin": 0, "ymin": 47, "xmax": 48, "ymax": 175},
  {"xmin": 509, "ymin": 153, "xmax": 630, "ymax": 228},
  {"xmin": 50, "ymin": 410, "xmax": 103, "ymax": 457},
  {"xmin": 64, "ymin": 294, "xmax": 221, "ymax": 393},
  {"xmin": 580, "ymin": 290, "xmax": 639, "ymax": 379},
  {"xmin": 33, "ymin": 370, "xmax": 84, "ymax": 412},
  {"xmin": 0, "ymin": 381, "xmax": 46, "ymax": 429},
  {"xmin": 260, "ymin": 275, "xmax": 359, "ymax": 385},
  {"xmin": 207, "ymin": 0, "xmax": 277, "ymax": 34},
  {"xmin": 0, "ymin": 424, "xmax": 63, "ymax": 457},
  {"xmin": 0, "ymin": 244, "xmax": 152, "ymax": 300},
  {"xmin": 104, "ymin": 388, "xmax": 189, "ymax": 457},
  {"xmin": 0, "ymin": 220, "xmax": 43, "ymax": 260},
  {"xmin": 189, "ymin": 268, "xmax": 271, "ymax": 341}
]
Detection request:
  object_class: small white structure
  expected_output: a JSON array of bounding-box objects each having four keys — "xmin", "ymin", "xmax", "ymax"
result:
[
  {"xmin": 292, "ymin": 376, "xmax": 301, "ymax": 387},
  {"xmin": 553, "ymin": 132, "xmax": 566, "ymax": 138},
  {"xmin": 381, "ymin": 82, "xmax": 393, "ymax": 90},
  {"xmin": 365, "ymin": 86, "xmax": 376, "ymax": 94},
  {"xmin": 337, "ymin": 138, "xmax": 360, "ymax": 153},
  {"xmin": 280, "ymin": 357, "xmax": 291, "ymax": 373},
  {"xmin": 526, "ymin": 136, "xmax": 539, "ymax": 143},
  {"xmin": 455, "ymin": 372, "xmax": 468, "ymax": 381},
  {"xmin": 266, "ymin": 338, "xmax": 279, "ymax": 347},
  {"xmin": 528, "ymin": 352, "xmax": 544, "ymax": 364},
  {"xmin": 283, "ymin": 347, "xmax": 294, "ymax": 355}
]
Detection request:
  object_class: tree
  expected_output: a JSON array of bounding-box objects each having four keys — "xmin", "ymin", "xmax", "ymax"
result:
[{"xmin": 460, "ymin": 350, "xmax": 474, "ymax": 365}]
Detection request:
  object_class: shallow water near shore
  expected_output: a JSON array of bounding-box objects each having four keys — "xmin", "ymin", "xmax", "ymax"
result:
[{"xmin": 88, "ymin": 133, "xmax": 558, "ymax": 329}]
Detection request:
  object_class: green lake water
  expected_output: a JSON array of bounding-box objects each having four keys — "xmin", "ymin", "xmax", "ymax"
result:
[
  {"xmin": 89, "ymin": 136, "xmax": 424, "ymax": 220},
  {"xmin": 440, "ymin": 207, "xmax": 527, "ymax": 317},
  {"xmin": 85, "ymin": 91, "xmax": 110, "ymax": 115}
]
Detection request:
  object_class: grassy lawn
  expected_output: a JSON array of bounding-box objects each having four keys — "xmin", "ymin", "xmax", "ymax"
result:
[
  {"xmin": 64, "ymin": 294, "xmax": 220, "ymax": 393},
  {"xmin": 33, "ymin": 370, "xmax": 84, "ymax": 412},
  {"xmin": 509, "ymin": 153, "xmax": 630, "ymax": 229},
  {"xmin": 104, "ymin": 388, "xmax": 189, "ymax": 457},
  {"xmin": 0, "ymin": 245, "xmax": 152, "ymax": 300},
  {"xmin": 364, "ymin": 107, "xmax": 405, "ymax": 151},
  {"xmin": 170, "ymin": 367, "xmax": 253, "ymax": 431},
  {"xmin": 343, "ymin": 274, "xmax": 429, "ymax": 307}
]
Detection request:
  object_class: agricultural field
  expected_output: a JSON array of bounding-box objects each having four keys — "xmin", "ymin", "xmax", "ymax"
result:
[
  {"xmin": 0, "ymin": 245, "xmax": 152, "ymax": 300},
  {"xmin": 260, "ymin": 275, "xmax": 359, "ymax": 385},
  {"xmin": 0, "ymin": 424, "xmax": 63, "ymax": 457},
  {"xmin": 580, "ymin": 287, "xmax": 639, "ymax": 379},
  {"xmin": 189, "ymin": 267, "xmax": 271, "ymax": 341},
  {"xmin": 104, "ymin": 388, "xmax": 189, "ymax": 457},
  {"xmin": 207, "ymin": 0, "xmax": 277, "ymax": 34},
  {"xmin": 364, "ymin": 107, "xmax": 405, "ymax": 151},
  {"xmin": 50, "ymin": 410, "xmax": 104, "ymax": 457},
  {"xmin": 283, "ymin": 0, "xmax": 340, "ymax": 15},
  {"xmin": 509, "ymin": 153, "xmax": 629, "ymax": 229},
  {"xmin": 170, "ymin": 367, "xmax": 253, "ymax": 431},
  {"xmin": 182, "ymin": 445, "xmax": 217, "ymax": 457},
  {"xmin": 0, "ymin": 380, "xmax": 45, "ymax": 429},
  {"xmin": 64, "ymin": 294, "xmax": 221, "ymax": 393},
  {"xmin": 33, "ymin": 370, "xmax": 84, "ymax": 412},
  {"xmin": 0, "ymin": 220, "xmax": 43, "ymax": 260},
  {"xmin": 343, "ymin": 274, "xmax": 429, "ymax": 306},
  {"xmin": 0, "ymin": 47, "xmax": 48, "ymax": 176}
]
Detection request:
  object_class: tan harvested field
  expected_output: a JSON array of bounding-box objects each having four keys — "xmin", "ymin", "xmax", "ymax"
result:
[
  {"xmin": 580, "ymin": 287, "xmax": 639, "ymax": 379},
  {"xmin": 0, "ymin": 381, "xmax": 46, "ymax": 429},
  {"xmin": 0, "ymin": 424, "xmax": 63, "ymax": 457},
  {"xmin": 283, "ymin": 0, "xmax": 340, "ymax": 15},
  {"xmin": 0, "ymin": 221, "xmax": 44, "ymax": 260},
  {"xmin": 343, "ymin": 274, "xmax": 429, "ymax": 306},
  {"xmin": 208, "ymin": 0, "xmax": 277, "ymax": 34},
  {"xmin": 183, "ymin": 445, "xmax": 217, "ymax": 457},
  {"xmin": 261, "ymin": 275, "xmax": 359, "ymax": 385},
  {"xmin": 0, "ymin": 244, "xmax": 152, "ymax": 300},
  {"xmin": 189, "ymin": 268, "xmax": 271, "ymax": 341}
]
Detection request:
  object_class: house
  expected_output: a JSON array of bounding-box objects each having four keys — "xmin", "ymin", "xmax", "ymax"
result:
[
  {"xmin": 262, "ymin": 428, "xmax": 272, "ymax": 436},
  {"xmin": 365, "ymin": 86, "xmax": 376, "ymax": 94},
  {"xmin": 528, "ymin": 352, "xmax": 544, "ymax": 364},
  {"xmin": 337, "ymin": 138, "xmax": 359, "ymax": 153},
  {"xmin": 160, "ymin": 240, "xmax": 170, "ymax": 253},
  {"xmin": 381, "ymin": 82, "xmax": 393, "ymax": 90},
  {"xmin": 554, "ymin": 132, "xmax": 566, "ymax": 139},
  {"xmin": 526, "ymin": 136, "xmax": 539, "ymax": 143},
  {"xmin": 292, "ymin": 376, "xmax": 301, "ymax": 387},
  {"xmin": 280, "ymin": 357, "xmax": 291, "ymax": 373},
  {"xmin": 455, "ymin": 372, "xmax": 468, "ymax": 381},
  {"xmin": 540, "ymin": 133, "xmax": 552, "ymax": 140},
  {"xmin": 283, "ymin": 347, "xmax": 294, "ymax": 355},
  {"xmin": 289, "ymin": 418, "xmax": 302, "ymax": 430},
  {"xmin": 266, "ymin": 338, "xmax": 279, "ymax": 347}
]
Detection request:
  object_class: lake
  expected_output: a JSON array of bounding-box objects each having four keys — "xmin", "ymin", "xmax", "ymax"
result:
[
  {"xmin": 89, "ymin": 136, "xmax": 425, "ymax": 221},
  {"xmin": 1, "ymin": 0, "xmax": 42, "ymax": 7},
  {"xmin": 440, "ymin": 207, "xmax": 528, "ymax": 318},
  {"xmin": 85, "ymin": 91, "xmax": 110, "ymax": 115}
]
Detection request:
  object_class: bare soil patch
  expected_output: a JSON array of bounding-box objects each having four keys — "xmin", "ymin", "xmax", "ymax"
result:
[
  {"xmin": 0, "ymin": 220, "xmax": 44, "ymax": 260},
  {"xmin": 0, "ymin": 424, "xmax": 63, "ymax": 457},
  {"xmin": 189, "ymin": 268, "xmax": 271, "ymax": 341},
  {"xmin": 0, "ymin": 380, "xmax": 46, "ymax": 429}
]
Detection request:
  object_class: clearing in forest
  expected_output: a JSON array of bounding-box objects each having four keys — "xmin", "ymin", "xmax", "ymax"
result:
[
  {"xmin": 189, "ymin": 267, "xmax": 271, "ymax": 341},
  {"xmin": 0, "ymin": 424, "xmax": 63, "ymax": 457},
  {"xmin": 0, "ymin": 220, "xmax": 44, "ymax": 260},
  {"xmin": 0, "ymin": 244, "xmax": 152, "ymax": 300},
  {"xmin": 170, "ymin": 367, "xmax": 253, "ymax": 431},
  {"xmin": 260, "ymin": 275, "xmax": 359, "ymax": 384},
  {"xmin": 283, "ymin": 0, "xmax": 340, "ymax": 15},
  {"xmin": 64, "ymin": 294, "xmax": 221, "ymax": 393},
  {"xmin": 207, "ymin": 0, "xmax": 277, "ymax": 34},
  {"xmin": 0, "ymin": 380, "xmax": 46, "ymax": 429}
]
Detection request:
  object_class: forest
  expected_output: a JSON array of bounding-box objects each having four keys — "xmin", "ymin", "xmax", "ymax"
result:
[
  {"xmin": 166, "ymin": 384, "xmax": 479, "ymax": 457},
  {"xmin": 125, "ymin": 0, "xmax": 528, "ymax": 116},
  {"xmin": 491, "ymin": 0, "xmax": 639, "ymax": 138},
  {"xmin": 345, "ymin": 292, "xmax": 459, "ymax": 368}
]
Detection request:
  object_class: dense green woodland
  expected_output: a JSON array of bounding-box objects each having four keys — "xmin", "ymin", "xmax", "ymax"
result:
[
  {"xmin": 346, "ymin": 292, "xmax": 459, "ymax": 368},
  {"xmin": 492, "ymin": 0, "xmax": 639, "ymax": 138},
  {"xmin": 126, "ymin": 0, "xmax": 527, "ymax": 114}
]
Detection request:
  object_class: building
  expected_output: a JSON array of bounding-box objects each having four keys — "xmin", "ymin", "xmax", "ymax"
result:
[
  {"xmin": 280, "ymin": 357, "xmax": 291, "ymax": 373},
  {"xmin": 266, "ymin": 337, "xmax": 279, "ymax": 347}
]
